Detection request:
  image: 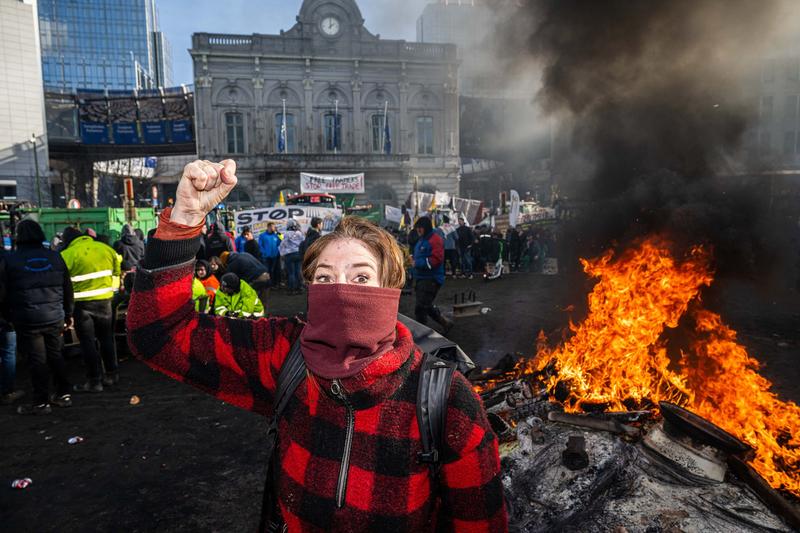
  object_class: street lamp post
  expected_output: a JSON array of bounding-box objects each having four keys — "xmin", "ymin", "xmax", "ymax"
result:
[{"xmin": 30, "ymin": 133, "xmax": 43, "ymax": 207}]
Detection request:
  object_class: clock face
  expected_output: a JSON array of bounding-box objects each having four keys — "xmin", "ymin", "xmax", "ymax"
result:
[{"xmin": 321, "ymin": 16, "xmax": 340, "ymax": 36}]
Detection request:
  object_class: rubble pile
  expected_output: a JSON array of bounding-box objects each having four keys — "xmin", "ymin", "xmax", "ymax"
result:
[{"xmin": 472, "ymin": 375, "xmax": 799, "ymax": 532}]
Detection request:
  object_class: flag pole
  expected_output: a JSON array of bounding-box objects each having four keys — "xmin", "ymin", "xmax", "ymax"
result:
[
  {"xmin": 281, "ymin": 98, "xmax": 287, "ymax": 154},
  {"xmin": 414, "ymin": 174, "xmax": 419, "ymax": 223},
  {"xmin": 334, "ymin": 99, "xmax": 339, "ymax": 155},
  {"xmin": 381, "ymin": 100, "xmax": 388, "ymax": 154}
]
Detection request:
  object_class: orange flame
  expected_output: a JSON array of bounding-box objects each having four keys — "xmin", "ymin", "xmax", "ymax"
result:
[{"xmin": 510, "ymin": 237, "xmax": 799, "ymax": 497}]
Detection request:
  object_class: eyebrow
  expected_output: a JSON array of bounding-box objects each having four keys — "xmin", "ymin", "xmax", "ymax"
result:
[{"xmin": 316, "ymin": 262, "xmax": 376, "ymax": 270}]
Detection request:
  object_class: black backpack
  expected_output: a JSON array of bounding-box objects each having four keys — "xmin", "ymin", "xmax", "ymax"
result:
[{"xmin": 258, "ymin": 329, "xmax": 467, "ymax": 532}]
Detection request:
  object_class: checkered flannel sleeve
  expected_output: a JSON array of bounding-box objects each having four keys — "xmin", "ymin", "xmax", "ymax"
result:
[
  {"xmin": 439, "ymin": 372, "xmax": 508, "ymax": 532},
  {"xmin": 126, "ymin": 236, "xmax": 300, "ymax": 417}
]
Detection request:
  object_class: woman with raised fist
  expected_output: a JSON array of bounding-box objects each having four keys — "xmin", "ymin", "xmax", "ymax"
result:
[{"xmin": 127, "ymin": 159, "xmax": 506, "ymax": 532}]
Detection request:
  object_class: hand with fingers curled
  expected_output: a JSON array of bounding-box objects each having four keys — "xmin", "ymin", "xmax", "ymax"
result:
[{"xmin": 170, "ymin": 159, "xmax": 238, "ymax": 227}]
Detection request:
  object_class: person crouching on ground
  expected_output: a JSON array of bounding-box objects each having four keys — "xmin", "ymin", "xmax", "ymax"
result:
[
  {"xmin": 127, "ymin": 159, "xmax": 507, "ymax": 532},
  {"xmin": 215, "ymin": 272, "xmax": 265, "ymax": 318}
]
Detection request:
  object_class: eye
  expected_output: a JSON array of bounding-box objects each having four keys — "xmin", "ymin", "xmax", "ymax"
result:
[
  {"xmin": 315, "ymin": 274, "xmax": 332, "ymax": 283},
  {"xmin": 353, "ymin": 274, "xmax": 370, "ymax": 284}
]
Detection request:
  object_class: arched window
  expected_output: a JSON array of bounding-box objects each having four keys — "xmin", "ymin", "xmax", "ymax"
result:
[
  {"xmin": 370, "ymin": 185, "xmax": 396, "ymax": 205},
  {"xmin": 225, "ymin": 187, "xmax": 253, "ymax": 209},
  {"xmin": 225, "ymin": 112, "xmax": 244, "ymax": 154},
  {"xmin": 275, "ymin": 112, "xmax": 296, "ymax": 153}
]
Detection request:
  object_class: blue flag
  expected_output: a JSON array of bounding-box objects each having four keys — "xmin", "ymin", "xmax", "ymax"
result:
[
  {"xmin": 333, "ymin": 114, "xmax": 341, "ymax": 150},
  {"xmin": 278, "ymin": 113, "xmax": 287, "ymax": 153},
  {"xmin": 384, "ymin": 116, "xmax": 392, "ymax": 154}
]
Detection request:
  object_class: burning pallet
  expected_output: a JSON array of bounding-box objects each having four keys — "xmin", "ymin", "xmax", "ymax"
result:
[{"xmin": 468, "ymin": 237, "xmax": 800, "ymax": 531}]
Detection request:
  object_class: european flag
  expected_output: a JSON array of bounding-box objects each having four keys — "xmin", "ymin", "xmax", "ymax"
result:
[
  {"xmin": 278, "ymin": 114, "xmax": 287, "ymax": 153},
  {"xmin": 333, "ymin": 114, "xmax": 341, "ymax": 150},
  {"xmin": 384, "ymin": 116, "xmax": 392, "ymax": 154}
]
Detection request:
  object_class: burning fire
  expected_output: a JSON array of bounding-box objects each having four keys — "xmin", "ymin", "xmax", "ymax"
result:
[{"xmin": 509, "ymin": 237, "xmax": 799, "ymax": 497}]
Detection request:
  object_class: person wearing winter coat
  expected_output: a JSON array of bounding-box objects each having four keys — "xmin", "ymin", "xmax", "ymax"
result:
[
  {"xmin": 258, "ymin": 223, "xmax": 282, "ymax": 287},
  {"xmin": 192, "ymin": 277, "xmax": 209, "ymax": 313},
  {"xmin": 412, "ymin": 217, "xmax": 453, "ymax": 333},
  {"xmin": 195, "ymin": 259, "xmax": 220, "ymax": 307},
  {"xmin": 455, "ymin": 218, "xmax": 475, "ymax": 278},
  {"xmin": 243, "ymin": 228, "xmax": 262, "ymax": 261},
  {"xmin": 0, "ymin": 247, "xmax": 21, "ymax": 406},
  {"xmin": 0, "ymin": 220, "xmax": 74, "ymax": 414},
  {"xmin": 113, "ymin": 224, "xmax": 145, "ymax": 269},
  {"xmin": 127, "ymin": 159, "xmax": 506, "ymax": 532},
  {"xmin": 220, "ymin": 251, "xmax": 270, "ymax": 308},
  {"xmin": 279, "ymin": 219, "xmax": 305, "ymax": 295},
  {"xmin": 205, "ymin": 221, "xmax": 234, "ymax": 260},
  {"xmin": 61, "ymin": 226, "xmax": 122, "ymax": 393},
  {"xmin": 301, "ymin": 217, "xmax": 323, "ymax": 258},
  {"xmin": 439, "ymin": 215, "xmax": 459, "ymax": 277},
  {"xmin": 235, "ymin": 225, "xmax": 250, "ymax": 253},
  {"xmin": 214, "ymin": 273, "xmax": 265, "ymax": 318}
]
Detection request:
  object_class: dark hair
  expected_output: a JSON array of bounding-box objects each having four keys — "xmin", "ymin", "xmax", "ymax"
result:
[
  {"xmin": 302, "ymin": 216, "xmax": 405, "ymax": 289},
  {"xmin": 220, "ymin": 272, "xmax": 241, "ymax": 292},
  {"xmin": 310, "ymin": 217, "xmax": 323, "ymax": 229},
  {"xmin": 195, "ymin": 259, "xmax": 212, "ymax": 279},
  {"xmin": 62, "ymin": 226, "xmax": 83, "ymax": 247},
  {"xmin": 16, "ymin": 219, "xmax": 45, "ymax": 245},
  {"xmin": 413, "ymin": 216, "xmax": 433, "ymax": 234}
]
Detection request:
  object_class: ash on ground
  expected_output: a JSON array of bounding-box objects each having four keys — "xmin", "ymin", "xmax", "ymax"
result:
[{"xmin": 492, "ymin": 398, "xmax": 792, "ymax": 532}]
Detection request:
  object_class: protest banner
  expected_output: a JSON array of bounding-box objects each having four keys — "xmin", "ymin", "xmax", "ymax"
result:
[
  {"xmin": 384, "ymin": 205, "xmax": 403, "ymax": 224},
  {"xmin": 300, "ymin": 173, "xmax": 365, "ymax": 194},
  {"xmin": 235, "ymin": 206, "xmax": 343, "ymax": 238}
]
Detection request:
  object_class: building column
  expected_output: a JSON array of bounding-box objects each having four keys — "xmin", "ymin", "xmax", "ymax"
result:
[
  {"xmin": 303, "ymin": 58, "xmax": 314, "ymax": 154},
  {"xmin": 399, "ymin": 63, "xmax": 409, "ymax": 154},
  {"xmin": 352, "ymin": 81, "xmax": 363, "ymax": 153}
]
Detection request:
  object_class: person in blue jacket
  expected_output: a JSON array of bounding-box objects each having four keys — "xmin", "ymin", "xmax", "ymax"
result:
[
  {"xmin": 258, "ymin": 222, "xmax": 282, "ymax": 287},
  {"xmin": 412, "ymin": 217, "xmax": 453, "ymax": 333},
  {"xmin": 235, "ymin": 225, "xmax": 250, "ymax": 253}
]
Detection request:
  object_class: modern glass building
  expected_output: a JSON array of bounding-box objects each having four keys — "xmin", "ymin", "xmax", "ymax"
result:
[{"xmin": 38, "ymin": 0, "xmax": 173, "ymax": 92}]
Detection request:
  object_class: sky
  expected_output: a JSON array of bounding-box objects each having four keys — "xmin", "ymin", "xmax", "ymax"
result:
[{"xmin": 159, "ymin": 0, "xmax": 432, "ymax": 86}]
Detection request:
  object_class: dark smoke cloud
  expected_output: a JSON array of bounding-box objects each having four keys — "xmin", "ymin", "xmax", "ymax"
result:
[{"xmin": 488, "ymin": 0, "xmax": 798, "ymax": 277}]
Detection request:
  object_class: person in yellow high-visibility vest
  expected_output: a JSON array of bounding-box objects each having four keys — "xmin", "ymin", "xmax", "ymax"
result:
[
  {"xmin": 215, "ymin": 273, "xmax": 264, "ymax": 318},
  {"xmin": 60, "ymin": 227, "xmax": 122, "ymax": 392}
]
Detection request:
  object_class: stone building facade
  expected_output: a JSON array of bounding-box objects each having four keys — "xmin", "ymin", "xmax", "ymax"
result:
[
  {"xmin": 0, "ymin": 0, "xmax": 50, "ymax": 206},
  {"xmin": 190, "ymin": 0, "xmax": 460, "ymax": 208}
]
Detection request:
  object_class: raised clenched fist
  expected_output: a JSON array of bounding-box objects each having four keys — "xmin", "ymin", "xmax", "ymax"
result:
[{"xmin": 170, "ymin": 159, "xmax": 238, "ymax": 226}]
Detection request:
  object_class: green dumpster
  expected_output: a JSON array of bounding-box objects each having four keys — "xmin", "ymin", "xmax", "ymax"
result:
[{"xmin": 27, "ymin": 208, "xmax": 158, "ymax": 243}]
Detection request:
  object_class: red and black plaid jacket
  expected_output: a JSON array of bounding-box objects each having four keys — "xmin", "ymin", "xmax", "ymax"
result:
[{"xmin": 127, "ymin": 235, "xmax": 507, "ymax": 532}]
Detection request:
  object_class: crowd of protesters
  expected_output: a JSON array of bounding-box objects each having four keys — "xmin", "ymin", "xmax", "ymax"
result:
[
  {"xmin": 0, "ymin": 210, "xmax": 553, "ymax": 415},
  {"xmin": 394, "ymin": 215, "xmax": 556, "ymax": 279},
  {"xmin": 0, "ymin": 220, "xmax": 141, "ymax": 414}
]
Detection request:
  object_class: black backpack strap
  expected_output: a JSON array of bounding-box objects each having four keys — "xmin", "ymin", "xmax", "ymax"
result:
[
  {"xmin": 417, "ymin": 352, "xmax": 457, "ymax": 471},
  {"xmin": 258, "ymin": 341, "xmax": 307, "ymax": 533}
]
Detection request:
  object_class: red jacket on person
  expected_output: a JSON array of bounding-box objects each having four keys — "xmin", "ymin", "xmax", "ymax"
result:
[{"xmin": 126, "ymin": 222, "xmax": 507, "ymax": 532}]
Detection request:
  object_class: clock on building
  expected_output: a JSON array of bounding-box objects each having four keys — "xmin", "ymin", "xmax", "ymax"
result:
[{"xmin": 320, "ymin": 16, "xmax": 341, "ymax": 36}]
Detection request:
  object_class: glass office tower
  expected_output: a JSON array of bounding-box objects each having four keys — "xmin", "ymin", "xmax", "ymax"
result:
[{"xmin": 38, "ymin": 0, "xmax": 174, "ymax": 92}]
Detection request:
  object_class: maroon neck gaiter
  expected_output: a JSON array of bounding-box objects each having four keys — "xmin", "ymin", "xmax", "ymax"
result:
[{"xmin": 300, "ymin": 284, "xmax": 401, "ymax": 380}]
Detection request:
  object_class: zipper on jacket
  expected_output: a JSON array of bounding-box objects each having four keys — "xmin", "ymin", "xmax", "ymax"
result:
[{"xmin": 330, "ymin": 379, "xmax": 354, "ymax": 509}]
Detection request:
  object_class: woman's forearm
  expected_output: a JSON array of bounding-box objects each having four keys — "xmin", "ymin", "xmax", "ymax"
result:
[{"xmin": 127, "ymin": 233, "xmax": 300, "ymax": 416}]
